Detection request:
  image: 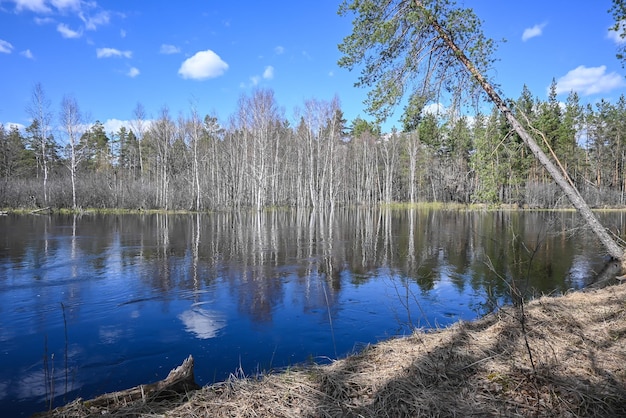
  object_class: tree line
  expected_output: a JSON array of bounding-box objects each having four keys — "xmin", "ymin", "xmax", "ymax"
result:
[{"xmin": 1, "ymin": 81, "xmax": 625, "ymax": 211}]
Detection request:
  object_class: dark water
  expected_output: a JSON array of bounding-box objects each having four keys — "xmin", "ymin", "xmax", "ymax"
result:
[{"xmin": 0, "ymin": 209, "xmax": 623, "ymax": 416}]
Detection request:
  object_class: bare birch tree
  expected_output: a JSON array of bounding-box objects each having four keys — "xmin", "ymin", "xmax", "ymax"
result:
[
  {"xmin": 130, "ymin": 103, "xmax": 147, "ymax": 183},
  {"xmin": 59, "ymin": 95, "xmax": 86, "ymax": 210},
  {"xmin": 26, "ymin": 82, "xmax": 53, "ymax": 205}
]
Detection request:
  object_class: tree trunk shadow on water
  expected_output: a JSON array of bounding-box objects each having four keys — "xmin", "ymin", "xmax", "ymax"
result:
[{"xmin": 311, "ymin": 286, "xmax": 626, "ymax": 417}]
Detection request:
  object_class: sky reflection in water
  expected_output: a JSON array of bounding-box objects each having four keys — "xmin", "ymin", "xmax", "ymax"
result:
[{"xmin": 0, "ymin": 208, "xmax": 621, "ymax": 416}]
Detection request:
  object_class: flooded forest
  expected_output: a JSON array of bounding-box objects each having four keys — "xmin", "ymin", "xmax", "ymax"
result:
[{"xmin": 2, "ymin": 82, "xmax": 626, "ymax": 211}]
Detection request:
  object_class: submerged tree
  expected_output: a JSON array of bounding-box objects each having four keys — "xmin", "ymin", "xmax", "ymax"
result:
[{"xmin": 338, "ymin": 0, "xmax": 625, "ymax": 265}]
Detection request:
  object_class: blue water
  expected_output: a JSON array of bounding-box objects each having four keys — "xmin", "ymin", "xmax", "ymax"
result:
[{"xmin": 0, "ymin": 209, "xmax": 614, "ymax": 416}]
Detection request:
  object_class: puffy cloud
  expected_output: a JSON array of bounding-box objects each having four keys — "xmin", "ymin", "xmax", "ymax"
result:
[
  {"xmin": 102, "ymin": 118, "xmax": 153, "ymax": 134},
  {"xmin": 34, "ymin": 16, "xmax": 54, "ymax": 25},
  {"xmin": 522, "ymin": 23, "xmax": 547, "ymax": 41},
  {"xmin": 20, "ymin": 49, "xmax": 34, "ymax": 59},
  {"xmin": 13, "ymin": 0, "xmax": 82, "ymax": 14},
  {"xmin": 13, "ymin": 0, "xmax": 51, "ymax": 13},
  {"xmin": 160, "ymin": 44, "xmax": 181, "ymax": 54},
  {"xmin": 245, "ymin": 66, "xmax": 275, "ymax": 87},
  {"xmin": 608, "ymin": 21, "xmax": 626, "ymax": 45},
  {"xmin": 178, "ymin": 308, "xmax": 226, "ymax": 339},
  {"xmin": 80, "ymin": 10, "xmax": 110, "ymax": 31},
  {"xmin": 423, "ymin": 102, "xmax": 445, "ymax": 116},
  {"xmin": 555, "ymin": 65, "xmax": 625, "ymax": 96},
  {"xmin": 178, "ymin": 49, "xmax": 228, "ymax": 80},
  {"xmin": 51, "ymin": 0, "xmax": 80, "ymax": 11},
  {"xmin": 57, "ymin": 22, "xmax": 82, "ymax": 38},
  {"xmin": 274, "ymin": 45, "xmax": 284, "ymax": 55},
  {"xmin": 249, "ymin": 75, "xmax": 261, "ymax": 85},
  {"xmin": 127, "ymin": 67, "xmax": 140, "ymax": 78},
  {"xmin": 96, "ymin": 47, "xmax": 132, "ymax": 58},
  {"xmin": 4, "ymin": 122, "xmax": 26, "ymax": 131},
  {"xmin": 262, "ymin": 65, "xmax": 274, "ymax": 80},
  {"xmin": 0, "ymin": 39, "xmax": 14, "ymax": 54}
]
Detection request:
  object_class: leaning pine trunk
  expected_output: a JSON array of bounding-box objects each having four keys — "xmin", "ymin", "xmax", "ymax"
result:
[{"xmin": 415, "ymin": 0, "xmax": 625, "ymax": 268}]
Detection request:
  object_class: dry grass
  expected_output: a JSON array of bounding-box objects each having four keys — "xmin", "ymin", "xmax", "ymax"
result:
[{"xmin": 37, "ymin": 283, "xmax": 626, "ymax": 417}]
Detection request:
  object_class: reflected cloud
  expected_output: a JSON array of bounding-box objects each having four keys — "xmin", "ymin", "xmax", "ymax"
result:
[
  {"xmin": 16, "ymin": 368, "xmax": 81, "ymax": 402},
  {"xmin": 99, "ymin": 325, "xmax": 122, "ymax": 344},
  {"xmin": 0, "ymin": 380, "xmax": 7, "ymax": 400},
  {"xmin": 178, "ymin": 307, "xmax": 225, "ymax": 339}
]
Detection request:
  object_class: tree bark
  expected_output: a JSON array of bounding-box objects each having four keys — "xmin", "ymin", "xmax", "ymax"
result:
[
  {"xmin": 416, "ymin": 1, "xmax": 625, "ymax": 265},
  {"xmin": 84, "ymin": 355, "xmax": 199, "ymax": 408}
]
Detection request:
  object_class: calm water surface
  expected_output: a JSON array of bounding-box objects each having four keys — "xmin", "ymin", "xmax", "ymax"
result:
[{"xmin": 1, "ymin": 209, "xmax": 624, "ymax": 416}]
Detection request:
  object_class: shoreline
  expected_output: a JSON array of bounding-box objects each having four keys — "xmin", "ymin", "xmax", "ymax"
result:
[
  {"xmin": 2, "ymin": 202, "xmax": 626, "ymax": 217},
  {"xmin": 35, "ymin": 282, "xmax": 626, "ymax": 417}
]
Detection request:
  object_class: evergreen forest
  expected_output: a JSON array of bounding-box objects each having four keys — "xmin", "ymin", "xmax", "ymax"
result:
[{"xmin": 2, "ymin": 81, "xmax": 626, "ymax": 211}]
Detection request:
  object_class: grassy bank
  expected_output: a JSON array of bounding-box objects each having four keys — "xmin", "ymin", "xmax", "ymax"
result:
[{"xmin": 36, "ymin": 282, "xmax": 626, "ymax": 417}]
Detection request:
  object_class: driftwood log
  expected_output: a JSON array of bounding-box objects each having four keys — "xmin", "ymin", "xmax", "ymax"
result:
[
  {"xmin": 85, "ymin": 355, "xmax": 200, "ymax": 408},
  {"xmin": 33, "ymin": 355, "xmax": 200, "ymax": 417}
]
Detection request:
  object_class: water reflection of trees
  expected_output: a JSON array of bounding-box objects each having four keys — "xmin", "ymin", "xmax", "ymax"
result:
[{"xmin": 0, "ymin": 210, "xmax": 610, "ymax": 326}]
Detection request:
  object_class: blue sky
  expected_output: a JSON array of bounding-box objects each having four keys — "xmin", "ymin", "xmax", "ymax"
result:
[{"xmin": 1, "ymin": 0, "xmax": 625, "ymax": 135}]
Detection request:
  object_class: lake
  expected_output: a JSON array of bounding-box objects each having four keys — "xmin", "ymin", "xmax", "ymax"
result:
[{"xmin": 1, "ymin": 208, "xmax": 623, "ymax": 416}]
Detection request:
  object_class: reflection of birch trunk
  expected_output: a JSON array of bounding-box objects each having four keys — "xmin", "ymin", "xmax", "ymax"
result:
[
  {"xmin": 71, "ymin": 214, "xmax": 78, "ymax": 279},
  {"xmin": 382, "ymin": 208, "xmax": 392, "ymax": 265},
  {"xmin": 158, "ymin": 213, "xmax": 171, "ymax": 287},
  {"xmin": 192, "ymin": 213, "xmax": 200, "ymax": 291},
  {"xmin": 408, "ymin": 208, "xmax": 416, "ymax": 271}
]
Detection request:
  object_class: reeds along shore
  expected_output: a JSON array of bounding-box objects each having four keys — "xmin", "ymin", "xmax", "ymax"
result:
[{"xmin": 36, "ymin": 283, "xmax": 626, "ymax": 417}]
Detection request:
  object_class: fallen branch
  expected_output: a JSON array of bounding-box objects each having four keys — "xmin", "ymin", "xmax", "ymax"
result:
[
  {"xmin": 86, "ymin": 355, "xmax": 200, "ymax": 408},
  {"xmin": 33, "ymin": 355, "xmax": 200, "ymax": 417}
]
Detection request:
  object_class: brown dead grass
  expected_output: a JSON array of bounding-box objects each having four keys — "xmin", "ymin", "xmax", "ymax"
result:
[{"xmin": 37, "ymin": 283, "xmax": 626, "ymax": 417}]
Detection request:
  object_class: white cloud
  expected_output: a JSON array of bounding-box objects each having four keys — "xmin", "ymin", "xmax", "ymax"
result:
[
  {"xmin": 423, "ymin": 102, "xmax": 445, "ymax": 115},
  {"xmin": 0, "ymin": 39, "xmax": 14, "ymax": 54},
  {"xmin": 12, "ymin": 0, "xmax": 83, "ymax": 14},
  {"xmin": 96, "ymin": 47, "xmax": 132, "ymax": 58},
  {"xmin": 20, "ymin": 49, "xmax": 34, "ymax": 59},
  {"xmin": 4, "ymin": 122, "xmax": 26, "ymax": 131},
  {"xmin": 178, "ymin": 308, "xmax": 226, "ymax": 339},
  {"xmin": 102, "ymin": 118, "xmax": 153, "ymax": 134},
  {"xmin": 160, "ymin": 44, "xmax": 181, "ymax": 54},
  {"xmin": 555, "ymin": 65, "xmax": 625, "ymax": 96},
  {"xmin": 102, "ymin": 119, "xmax": 125, "ymax": 133},
  {"xmin": 274, "ymin": 45, "xmax": 284, "ymax": 55},
  {"xmin": 608, "ymin": 21, "xmax": 626, "ymax": 45},
  {"xmin": 522, "ymin": 23, "xmax": 547, "ymax": 41},
  {"xmin": 13, "ymin": 0, "xmax": 51, "ymax": 13},
  {"xmin": 120, "ymin": 29, "xmax": 126, "ymax": 38},
  {"xmin": 57, "ymin": 22, "xmax": 82, "ymax": 38},
  {"xmin": 51, "ymin": 0, "xmax": 80, "ymax": 12},
  {"xmin": 80, "ymin": 10, "xmax": 110, "ymax": 31},
  {"xmin": 34, "ymin": 16, "xmax": 54, "ymax": 25},
  {"xmin": 178, "ymin": 49, "xmax": 228, "ymax": 80},
  {"xmin": 127, "ymin": 67, "xmax": 140, "ymax": 77},
  {"xmin": 247, "ymin": 66, "xmax": 274, "ymax": 86},
  {"xmin": 262, "ymin": 65, "xmax": 274, "ymax": 80}
]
